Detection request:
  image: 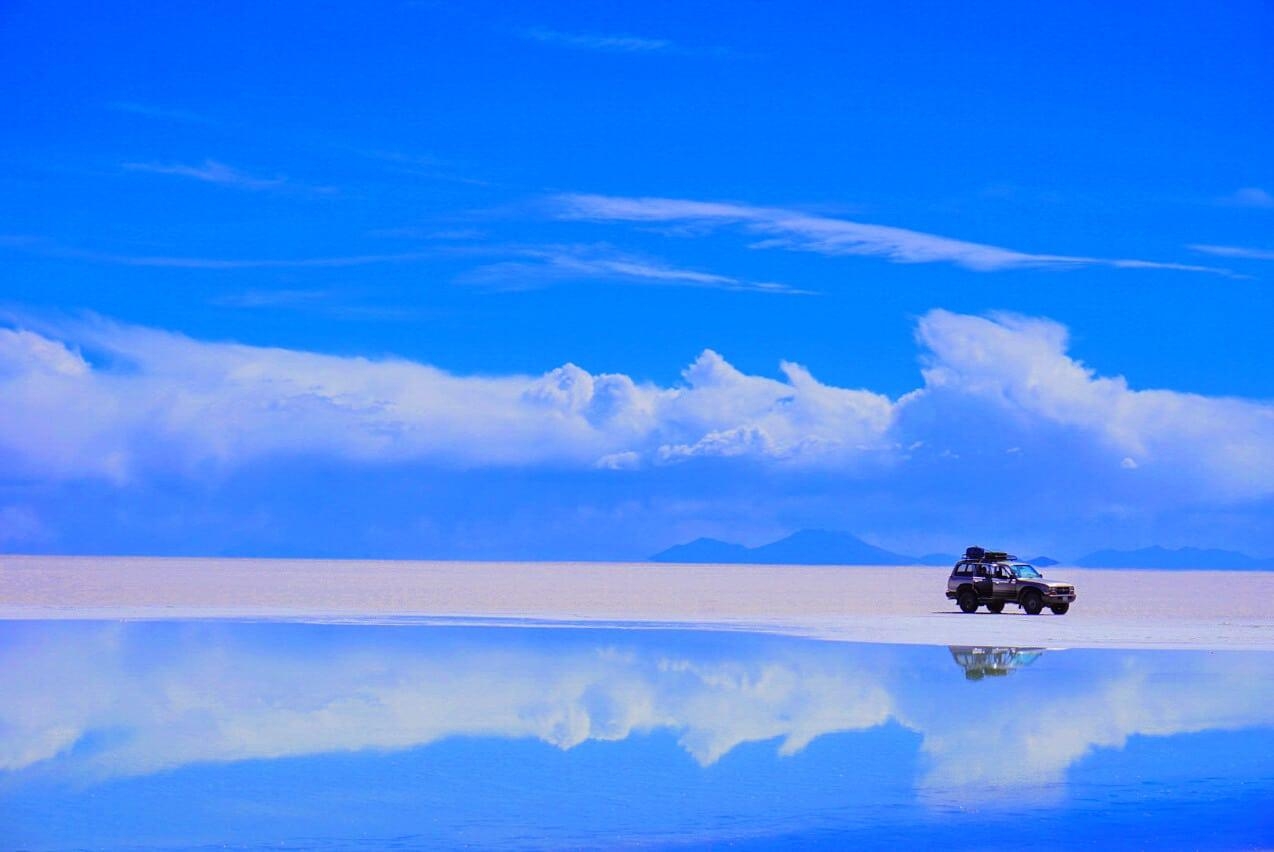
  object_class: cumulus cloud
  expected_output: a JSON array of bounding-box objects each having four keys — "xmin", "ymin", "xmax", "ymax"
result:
[
  {"xmin": 1, "ymin": 310, "xmax": 1270, "ymax": 513},
  {"xmin": 902, "ymin": 310, "xmax": 1274, "ymax": 502},
  {"xmin": 2, "ymin": 624, "xmax": 1268, "ymax": 808},
  {"xmin": 0, "ymin": 624, "xmax": 893, "ymax": 777},
  {"xmin": 904, "ymin": 651, "xmax": 1274, "ymax": 805},
  {"xmin": 555, "ymin": 193, "xmax": 1232, "ymax": 275}
]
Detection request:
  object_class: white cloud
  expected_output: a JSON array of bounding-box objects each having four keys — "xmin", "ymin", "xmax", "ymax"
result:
[
  {"xmin": 521, "ymin": 27, "xmax": 674, "ymax": 53},
  {"xmin": 0, "ymin": 625, "xmax": 893, "ymax": 777},
  {"xmin": 1, "ymin": 311, "xmax": 1270, "ymax": 511},
  {"xmin": 555, "ymin": 193, "xmax": 1232, "ymax": 275},
  {"xmin": 1190, "ymin": 243, "xmax": 1274, "ymax": 261},
  {"xmin": 123, "ymin": 159, "xmax": 288, "ymax": 190},
  {"xmin": 903, "ymin": 310, "xmax": 1274, "ymax": 502},
  {"xmin": 105, "ymin": 101, "xmax": 218, "ymax": 126},
  {"xmin": 457, "ymin": 246, "xmax": 812, "ymax": 294},
  {"xmin": 2, "ymin": 626, "xmax": 1268, "ymax": 809},
  {"xmin": 904, "ymin": 652, "xmax": 1272, "ymax": 805},
  {"xmin": 3, "ymin": 236, "xmax": 436, "ymax": 270},
  {"xmin": 1218, "ymin": 187, "xmax": 1274, "ymax": 208}
]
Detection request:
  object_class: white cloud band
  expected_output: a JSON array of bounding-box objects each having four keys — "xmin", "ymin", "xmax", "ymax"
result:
[
  {"xmin": 1, "ymin": 310, "xmax": 1270, "ymax": 508},
  {"xmin": 556, "ymin": 193, "xmax": 1232, "ymax": 275}
]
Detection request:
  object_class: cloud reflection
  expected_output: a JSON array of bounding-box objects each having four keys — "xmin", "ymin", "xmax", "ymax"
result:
[{"xmin": 1, "ymin": 623, "xmax": 1270, "ymax": 805}]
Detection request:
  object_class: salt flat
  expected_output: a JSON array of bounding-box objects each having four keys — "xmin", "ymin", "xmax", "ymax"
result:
[{"xmin": 1, "ymin": 555, "xmax": 1271, "ymax": 650}]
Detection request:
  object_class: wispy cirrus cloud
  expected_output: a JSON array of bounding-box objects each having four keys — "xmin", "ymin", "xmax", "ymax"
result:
[
  {"xmin": 1217, "ymin": 187, "xmax": 1274, "ymax": 209},
  {"xmin": 211, "ymin": 288, "xmax": 430, "ymax": 321},
  {"xmin": 80, "ymin": 250, "xmax": 431, "ymax": 270},
  {"xmin": 0, "ymin": 235, "xmax": 433, "ymax": 270},
  {"xmin": 521, "ymin": 27, "xmax": 674, "ymax": 53},
  {"xmin": 554, "ymin": 194, "xmax": 1233, "ymax": 276},
  {"xmin": 105, "ymin": 101, "xmax": 219, "ymax": 126},
  {"xmin": 122, "ymin": 159, "xmax": 289, "ymax": 191},
  {"xmin": 1190, "ymin": 243, "xmax": 1274, "ymax": 261},
  {"xmin": 457, "ymin": 245, "xmax": 811, "ymax": 295}
]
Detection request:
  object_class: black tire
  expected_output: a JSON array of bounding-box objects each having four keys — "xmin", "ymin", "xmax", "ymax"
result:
[
  {"xmin": 1050, "ymin": 603, "xmax": 1070, "ymax": 615},
  {"xmin": 986, "ymin": 601, "xmax": 1005, "ymax": 614},
  {"xmin": 957, "ymin": 588, "xmax": 979, "ymax": 613},
  {"xmin": 1021, "ymin": 589, "xmax": 1043, "ymax": 616}
]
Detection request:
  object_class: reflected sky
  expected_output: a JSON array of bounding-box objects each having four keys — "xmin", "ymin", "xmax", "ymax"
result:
[{"xmin": 2, "ymin": 621, "xmax": 1272, "ymax": 850}]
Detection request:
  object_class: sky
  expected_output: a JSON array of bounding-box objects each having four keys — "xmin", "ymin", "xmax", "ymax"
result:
[{"xmin": 1, "ymin": 0, "xmax": 1272, "ymax": 559}]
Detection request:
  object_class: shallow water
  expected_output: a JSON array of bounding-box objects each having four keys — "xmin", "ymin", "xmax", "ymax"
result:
[{"xmin": 1, "ymin": 621, "xmax": 1271, "ymax": 850}]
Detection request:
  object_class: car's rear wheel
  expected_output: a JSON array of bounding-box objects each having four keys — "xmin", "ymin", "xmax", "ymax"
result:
[
  {"xmin": 1021, "ymin": 589, "xmax": 1043, "ymax": 615},
  {"xmin": 986, "ymin": 601, "xmax": 1005, "ymax": 613},
  {"xmin": 1050, "ymin": 603, "xmax": 1070, "ymax": 615},
  {"xmin": 957, "ymin": 588, "xmax": 979, "ymax": 613}
]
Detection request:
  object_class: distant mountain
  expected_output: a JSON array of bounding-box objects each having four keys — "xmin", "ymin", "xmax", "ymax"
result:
[
  {"xmin": 1028, "ymin": 556, "xmax": 1059, "ymax": 567},
  {"xmin": 650, "ymin": 537, "xmax": 752, "ymax": 563},
  {"xmin": 652, "ymin": 529, "xmax": 914, "ymax": 565},
  {"xmin": 749, "ymin": 530, "xmax": 914, "ymax": 565},
  {"xmin": 1075, "ymin": 546, "xmax": 1274, "ymax": 570}
]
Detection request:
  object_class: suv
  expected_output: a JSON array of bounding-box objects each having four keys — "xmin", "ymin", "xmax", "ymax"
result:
[
  {"xmin": 945, "ymin": 547, "xmax": 1076, "ymax": 615},
  {"xmin": 948, "ymin": 645, "xmax": 1046, "ymax": 679}
]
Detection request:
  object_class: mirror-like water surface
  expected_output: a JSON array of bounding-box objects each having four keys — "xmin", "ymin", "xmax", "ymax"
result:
[{"xmin": 2, "ymin": 621, "xmax": 1271, "ymax": 850}]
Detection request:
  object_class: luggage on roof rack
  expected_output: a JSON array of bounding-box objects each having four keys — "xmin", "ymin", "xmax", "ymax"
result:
[{"xmin": 963, "ymin": 546, "xmax": 1016, "ymax": 562}]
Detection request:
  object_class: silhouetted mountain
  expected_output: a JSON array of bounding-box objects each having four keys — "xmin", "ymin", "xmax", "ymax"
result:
[
  {"xmin": 1028, "ymin": 556, "xmax": 1059, "ymax": 567},
  {"xmin": 652, "ymin": 530, "xmax": 913, "ymax": 565},
  {"xmin": 650, "ymin": 537, "xmax": 752, "ymax": 563},
  {"xmin": 1075, "ymin": 546, "xmax": 1274, "ymax": 570},
  {"xmin": 750, "ymin": 530, "xmax": 913, "ymax": 565}
]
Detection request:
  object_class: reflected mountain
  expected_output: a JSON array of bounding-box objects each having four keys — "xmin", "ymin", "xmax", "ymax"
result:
[{"xmin": 948, "ymin": 645, "xmax": 1046, "ymax": 680}]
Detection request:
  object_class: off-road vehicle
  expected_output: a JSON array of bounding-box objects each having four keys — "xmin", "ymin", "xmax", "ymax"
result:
[
  {"xmin": 945, "ymin": 546, "xmax": 1076, "ymax": 615},
  {"xmin": 948, "ymin": 645, "xmax": 1047, "ymax": 679}
]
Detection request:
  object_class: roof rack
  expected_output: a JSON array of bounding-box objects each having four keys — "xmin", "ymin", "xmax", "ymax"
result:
[{"xmin": 963, "ymin": 547, "xmax": 1017, "ymax": 562}]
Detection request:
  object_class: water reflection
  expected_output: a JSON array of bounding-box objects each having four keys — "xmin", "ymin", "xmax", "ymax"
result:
[
  {"xmin": 1, "ymin": 621, "xmax": 1272, "ymax": 848},
  {"xmin": 948, "ymin": 645, "xmax": 1045, "ymax": 679}
]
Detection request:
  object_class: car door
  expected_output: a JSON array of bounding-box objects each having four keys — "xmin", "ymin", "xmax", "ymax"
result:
[
  {"xmin": 991, "ymin": 564, "xmax": 1016, "ymax": 601},
  {"xmin": 973, "ymin": 564, "xmax": 992, "ymax": 599}
]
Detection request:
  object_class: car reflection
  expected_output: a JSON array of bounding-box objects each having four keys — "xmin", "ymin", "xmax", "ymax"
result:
[{"xmin": 948, "ymin": 645, "xmax": 1046, "ymax": 680}]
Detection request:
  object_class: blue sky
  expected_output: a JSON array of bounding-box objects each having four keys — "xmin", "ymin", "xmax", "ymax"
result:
[{"xmin": 1, "ymin": 1, "xmax": 1272, "ymax": 558}]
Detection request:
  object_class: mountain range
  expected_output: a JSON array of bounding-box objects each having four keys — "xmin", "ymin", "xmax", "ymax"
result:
[
  {"xmin": 650, "ymin": 531, "xmax": 1270, "ymax": 570},
  {"xmin": 652, "ymin": 530, "xmax": 914, "ymax": 566},
  {"xmin": 1075, "ymin": 546, "xmax": 1274, "ymax": 570}
]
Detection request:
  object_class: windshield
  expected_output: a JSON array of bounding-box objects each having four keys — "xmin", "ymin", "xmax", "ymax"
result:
[{"xmin": 1012, "ymin": 564, "xmax": 1042, "ymax": 579}]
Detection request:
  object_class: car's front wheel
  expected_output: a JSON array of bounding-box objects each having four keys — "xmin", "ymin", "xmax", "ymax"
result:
[
  {"xmin": 1050, "ymin": 603, "xmax": 1070, "ymax": 615},
  {"xmin": 957, "ymin": 588, "xmax": 979, "ymax": 613},
  {"xmin": 986, "ymin": 601, "xmax": 1005, "ymax": 613},
  {"xmin": 1020, "ymin": 589, "xmax": 1043, "ymax": 615}
]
